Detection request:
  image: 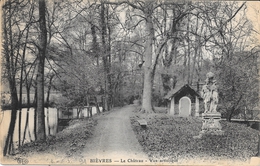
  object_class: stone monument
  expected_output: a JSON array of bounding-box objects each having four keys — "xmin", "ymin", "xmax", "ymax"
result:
[{"xmin": 194, "ymin": 72, "xmax": 224, "ymax": 138}]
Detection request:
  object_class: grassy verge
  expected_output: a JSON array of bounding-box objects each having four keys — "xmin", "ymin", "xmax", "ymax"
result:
[
  {"xmin": 130, "ymin": 111, "xmax": 259, "ymax": 164},
  {"xmin": 3, "ymin": 117, "xmax": 97, "ymax": 164}
]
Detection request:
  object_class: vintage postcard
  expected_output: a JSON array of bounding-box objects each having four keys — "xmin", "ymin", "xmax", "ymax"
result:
[{"xmin": 0, "ymin": 0, "xmax": 260, "ymax": 165}]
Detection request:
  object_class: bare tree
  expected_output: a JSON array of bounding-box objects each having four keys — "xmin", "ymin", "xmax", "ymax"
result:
[{"xmin": 2, "ymin": 0, "xmax": 21, "ymax": 155}]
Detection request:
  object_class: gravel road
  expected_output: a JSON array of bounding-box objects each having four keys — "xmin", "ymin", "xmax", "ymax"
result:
[{"xmin": 82, "ymin": 105, "xmax": 149, "ymax": 164}]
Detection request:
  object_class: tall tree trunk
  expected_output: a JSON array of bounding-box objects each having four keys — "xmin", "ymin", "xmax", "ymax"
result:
[
  {"xmin": 95, "ymin": 97, "xmax": 101, "ymax": 114},
  {"xmin": 101, "ymin": 2, "xmax": 109, "ymax": 111},
  {"xmin": 76, "ymin": 107, "xmax": 79, "ymax": 119},
  {"xmin": 91, "ymin": 23, "xmax": 99, "ymax": 66},
  {"xmin": 46, "ymin": 74, "xmax": 54, "ymax": 107},
  {"xmin": 23, "ymin": 62, "xmax": 36, "ymax": 144},
  {"xmin": 33, "ymin": 88, "xmax": 37, "ymax": 140},
  {"xmin": 190, "ymin": 17, "xmax": 200, "ymax": 85},
  {"xmin": 191, "ymin": 38, "xmax": 198, "ymax": 85},
  {"xmin": 90, "ymin": 23, "xmax": 100, "ymax": 114},
  {"xmin": 18, "ymin": 22, "xmax": 30, "ymax": 148},
  {"xmin": 107, "ymin": 5, "xmax": 113, "ymax": 109},
  {"xmin": 141, "ymin": 6, "xmax": 154, "ymax": 113},
  {"xmin": 18, "ymin": 95, "xmax": 22, "ymax": 149},
  {"xmin": 187, "ymin": 12, "xmax": 191, "ymax": 84},
  {"xmin": 3, "ymin": 85, "xmax": 19, "ymax": 156},
  {"xmin": 36, "ymin": 0, "xmax": 47, "ymax": 141},
  {"xmin": 46, "ymin": 108, "xmax": 50, "ymax": 135},
  {"xmin": 22, "ymin": 89, "xmax": 31, "ymax": 145}
]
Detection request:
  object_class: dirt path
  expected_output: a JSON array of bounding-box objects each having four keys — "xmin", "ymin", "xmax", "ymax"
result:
[
  {"xmin": 1, "ymin": 105, "xmax": 149, "ymax": 165},
  {"xmin": 82, "ymin": 105, "xmax": 149, "ymax": 164}
]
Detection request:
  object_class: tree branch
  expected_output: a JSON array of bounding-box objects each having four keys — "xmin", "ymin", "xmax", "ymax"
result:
[
  {"xmin": 151, "ymin": 37, "xmax": 168, "ymax": 79},
  {"xmin": 204, "ymin": 2, "xmax": 246, "ymax": 42},
  {"xmin": 104, "ymin": 0, "xmax": 143, "ymax": 11}
]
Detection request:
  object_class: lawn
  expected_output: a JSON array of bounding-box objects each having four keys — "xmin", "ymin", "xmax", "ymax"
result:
[{"xmin": 130, "ymin": 109, "xmax": 259, "ymax": 165}]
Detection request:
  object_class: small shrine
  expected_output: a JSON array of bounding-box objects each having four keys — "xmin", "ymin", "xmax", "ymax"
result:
[{"xmin": 164, "ymin": 84, "xmax": 202, "ymax": 117}]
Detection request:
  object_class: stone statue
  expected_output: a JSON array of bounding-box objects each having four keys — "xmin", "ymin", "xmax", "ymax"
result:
[
  {"xmin": 193, "ymin": 72, "xmax": 223, "ymax": 139},
  {"xmin": 201, "ymin": 72, "xmax": 218, "ymax": 113}
]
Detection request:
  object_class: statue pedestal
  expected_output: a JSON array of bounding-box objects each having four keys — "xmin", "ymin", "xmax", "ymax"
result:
[{"xmin": 194, "ymin": 112, "xmax": 224, "ymax": 139}]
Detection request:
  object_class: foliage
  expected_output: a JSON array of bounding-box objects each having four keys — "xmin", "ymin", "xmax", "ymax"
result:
[
  {"xmin": 216, "ymin": 52, "xmax": 259, "ymax": 120},
  {"xmin": 52, "ymin": 52, "xmax": 102, "ymax": 107}
]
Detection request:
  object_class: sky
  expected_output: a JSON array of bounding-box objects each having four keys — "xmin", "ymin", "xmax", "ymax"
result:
[{"xmin": 246, "ymin": 1, "xmax": 260, "ymax": 45}]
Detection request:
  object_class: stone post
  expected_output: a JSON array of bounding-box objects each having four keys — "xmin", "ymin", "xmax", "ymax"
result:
[
  {"xmin": 195, "ymin": 96, "xmax": 199, "ymax": 117},
  {"xmin": 170, "ymin": 97, "xmax": 175, "ymax": 115}
]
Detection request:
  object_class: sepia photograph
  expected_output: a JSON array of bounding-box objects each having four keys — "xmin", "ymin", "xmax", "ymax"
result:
[{"xmin": 0, "ymin": 0, "xmax": 260, "ymax": 165}]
